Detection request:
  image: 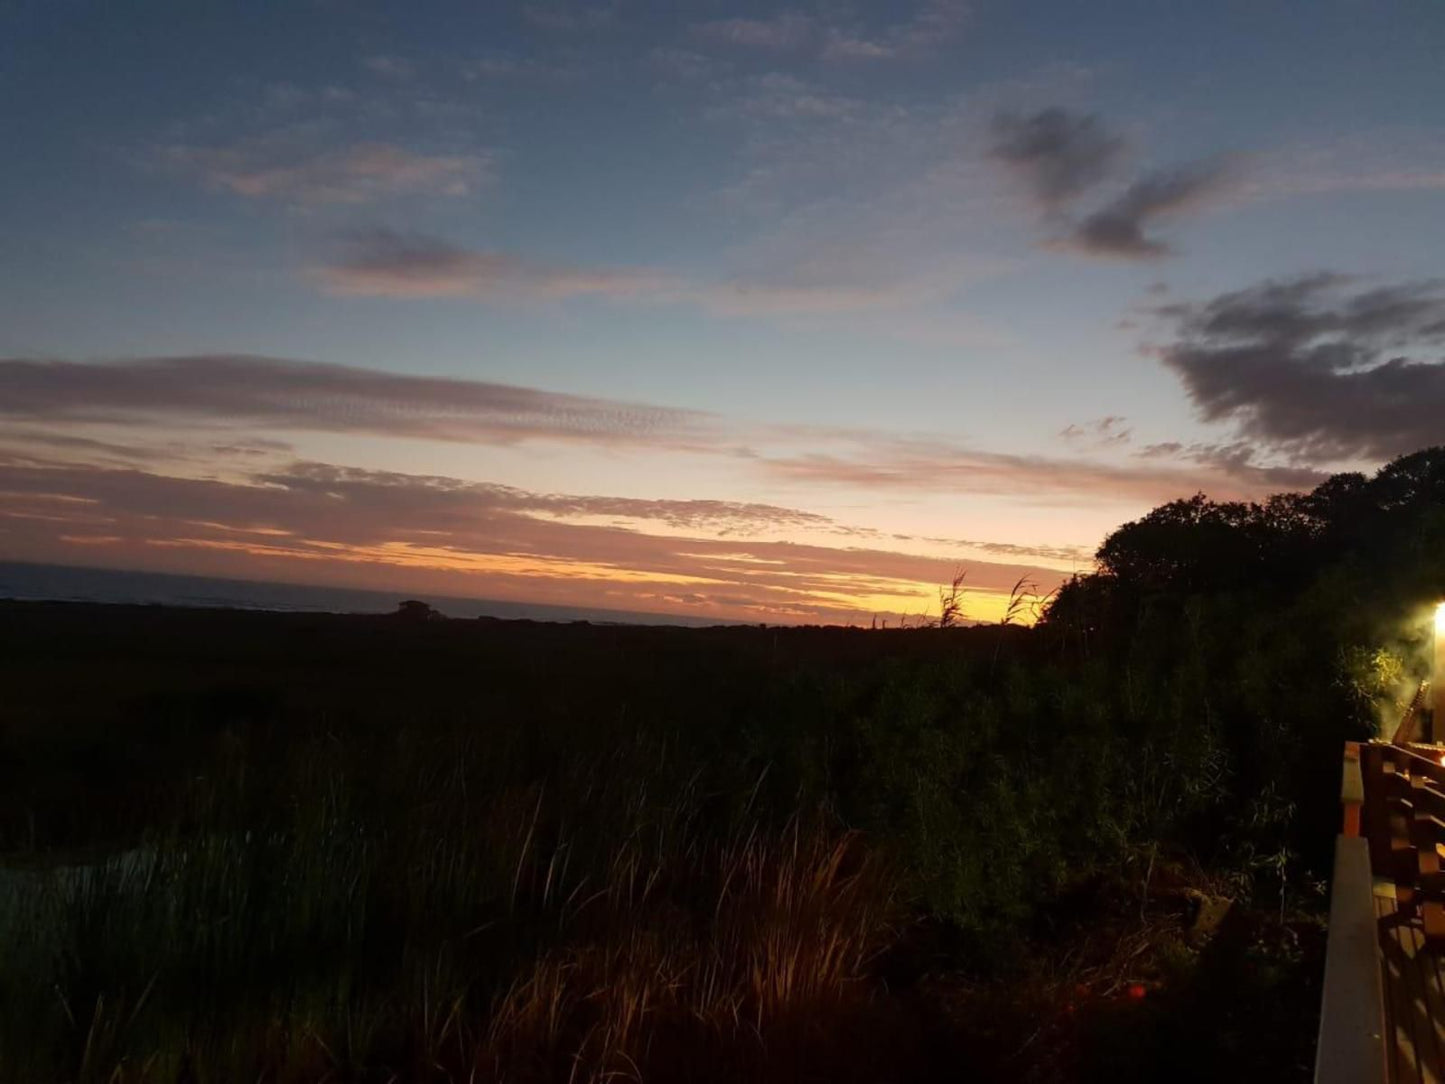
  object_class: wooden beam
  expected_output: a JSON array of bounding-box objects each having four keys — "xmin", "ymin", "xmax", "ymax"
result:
[
  {"xmin": 1314, "ymin": 834, "xmax": 1388, "ymax": 1084},
  {"xmin": 1344, "ymin": 741, "xmax": 1364, "ymax": 837}
]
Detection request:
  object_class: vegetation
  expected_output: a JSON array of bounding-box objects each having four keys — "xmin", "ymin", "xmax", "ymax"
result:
[{"xmin": 4, "ymin": 447, "xmax": 1445, "ymax": 1082}]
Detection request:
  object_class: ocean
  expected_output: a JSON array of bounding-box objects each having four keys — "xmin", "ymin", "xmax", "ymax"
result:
[{"xmin": 0, "ymin": 561, "xmax": 740, "ymax": 627}]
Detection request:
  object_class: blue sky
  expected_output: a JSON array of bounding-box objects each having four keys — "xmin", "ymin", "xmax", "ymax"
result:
[{"xmin": 2, "ymin": 0, "xmax": 1444, "ymax": 622}]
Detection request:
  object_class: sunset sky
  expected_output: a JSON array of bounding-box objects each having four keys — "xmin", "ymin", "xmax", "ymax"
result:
[{"xmin": 3, "ymin": 0, "xmax": 1445, "ymax": 623}]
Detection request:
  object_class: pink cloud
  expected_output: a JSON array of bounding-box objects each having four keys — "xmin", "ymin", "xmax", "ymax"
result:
[{"xmin": 0, "ymin": 456, "xmax": 1068, "ymax": 624}]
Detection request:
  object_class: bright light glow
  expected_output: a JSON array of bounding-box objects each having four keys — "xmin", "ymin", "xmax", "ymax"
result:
[{"xmin": 1437, "ymin": 602, "xmax": 1445, "ymax": 636}]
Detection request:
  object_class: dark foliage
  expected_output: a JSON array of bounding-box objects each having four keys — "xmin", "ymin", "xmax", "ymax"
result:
[{"xmin": 8, "ymin": 447, "xmax": 1445, "ymax": 1079}]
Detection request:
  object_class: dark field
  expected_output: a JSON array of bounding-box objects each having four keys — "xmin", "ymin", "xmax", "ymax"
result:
[{"xmin": 1, "ymin": 599, "xmax": 1328, "ymax": 1083}]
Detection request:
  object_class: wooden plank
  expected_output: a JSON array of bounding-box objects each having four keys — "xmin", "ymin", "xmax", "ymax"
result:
[
  {"xmin": 1382, "ymin": 912, "xmax": 1423, "ymax": 1084},
  {"xmin": 1315, "ymin": 835, "xmax": 1389, "ymax": 1084},
  {"xmin": 1393, "ymin": 919, "xmax": 1440, "ymax": 1082},
  {"xmin": 1377, "ymin": 893, "xmax": 1408, "ymax": 1084},
  {"xmin": 1413, "ymin": 924, "xmax": 1445, "ymax": 1080},
  {"xmin": 1390, "ymin": 747, "xmax": 1445, "ymax": 789}
]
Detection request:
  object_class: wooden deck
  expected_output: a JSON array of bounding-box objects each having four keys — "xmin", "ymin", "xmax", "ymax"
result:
[
  {"xmin": 1378, "ymin": 880, "xmax": 1445, "ymax": 1083},
  {"xmin": 1317, "ymin": 741, "xmax": 1445, "ymax": 1084}
]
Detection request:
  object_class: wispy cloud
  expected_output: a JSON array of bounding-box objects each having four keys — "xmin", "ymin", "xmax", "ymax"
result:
[
  {"xmin": 757, "ymin": 434, "xmax": 1326, "ymax": 504},
  {"xmin": 317, "ymin": 229, "xmax": 675, "ymax": 300},
  {"xmin": 1152, "ymin": 273, "xmax": 1445, "ymax": 461},
  {"xmin": 694, "ymin": 12, "xmax": 817, "ymax": 51},
  {"xmin": 820, "ymin": 0, "xmax": 970, "ymax": 62},
  {"xmin": 523, "ymin": 2, "xmax": 617, "ymax": 32},
  {"xmin": 0, "ymin": 455, "xmax": 1068, "ymax": 623},
  {"xmin": 707, "ymin": 72, "xmax": 863, "ymax": 122},
  {"xmin": 0, "ymin": 354, "xmax": 1326, "ymax": 506},
  {"xmin": 1061, "ymin": 415, "xmax": 1132, "ymax": 449},
  {"xmin": 692, "ymin": 2, "xmax": 967, "ymax": 61},
  {"xmin": 648, "ymin": 47, "xmax": 728, "ymax": 83},
  {"xmin": 0, "ymin": 355, "xmax": 710, "ymax": 449},
  {"xmin": 163, "ymin": 137, "xmax": 490, "ymax": 207},
  {"xmin": 1242, "ymin": 130, "xmax": 1445, "ymax": 201},
  {"xmin": 313, "ymin": 229, "xmax": 990, "ymax": 319},
  {"xmin": 361, "ymin": 55, "xmax": 414, "ymax": 80}
]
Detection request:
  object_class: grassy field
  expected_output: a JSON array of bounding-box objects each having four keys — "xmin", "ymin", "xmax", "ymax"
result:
[{"xmin": 0, "ymin": 600, "xmax": 1326, "ymax": 1083}]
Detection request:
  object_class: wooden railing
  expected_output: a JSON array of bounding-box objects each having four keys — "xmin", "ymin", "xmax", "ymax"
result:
[
  {"xmin": 1362, "ymin": 742, "xmax": 1445, "ymax": 947},
  {"xmin": 1316, "ymin": 741, "xmax": 1388, "ymax": 1084},
  {"xmin": 1318, "ymin": 738, "xmax": 1445, "ymax": 1083}
]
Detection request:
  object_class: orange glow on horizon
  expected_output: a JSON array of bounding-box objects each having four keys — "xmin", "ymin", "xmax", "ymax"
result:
[{"xmin": 129, "ymin": 533, "xmax": 1049, "ymax": 625}]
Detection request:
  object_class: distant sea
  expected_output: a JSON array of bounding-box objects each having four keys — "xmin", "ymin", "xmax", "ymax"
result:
[{"xmin": 0, "ymin": 561, "xmax": 741, "ymax": 628}]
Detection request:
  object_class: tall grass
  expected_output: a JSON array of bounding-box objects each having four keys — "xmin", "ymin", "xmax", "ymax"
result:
[
  {"xmin": 0, "ymin": 730, "xmax": 900, "ymax": 1084},
  {"xmin": 0, "ymin": 590, "xmax": 1357, "ymax": 1082}
]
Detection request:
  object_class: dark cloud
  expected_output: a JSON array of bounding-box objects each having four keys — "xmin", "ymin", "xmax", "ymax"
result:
[
  {"xmin": 989, "ymin": 108, "xmax": 1125, "ymax": 214},
  {"xmin": 1065, "ymin": 161, "xmax": 1231, "ymax": 259},
  {"xmin": 990, "ymin": 107, "xmax": 1232, "ymax": 259},
  {"xmin": 1155, "ymin": 274, "xmax": 1445, "ymax": 461},
  {"xmin": 0, "ymin": 355, "xmax": 708, "ymax": 449}
]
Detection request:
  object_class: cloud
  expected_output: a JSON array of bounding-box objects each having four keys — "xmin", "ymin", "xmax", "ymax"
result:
[
  {"xmin": 1131, "ymin": 439, "xmax": 1326, "ymax": 490},
  {"xmin": 1064, "ymin": 160, "xmax": 1232, "ymax": 258},
  {"xmin": 522, "ymin": 2, "xmax": 616, "ymax": 31},
  {"xmin": 264, "ymin": 462, "xmax": 839, "ymax": 535},
  {"xmin": 757, "ymin": 433, "xmax": 1326, "ymax": 505},
  {"xmin": 709, "ymin": 72, "xmax": 862, "ymax": 122},
  {"xmin": 989, "ymin": 107, "xmax": 1124, "ymax": 214},
  {"xmin": 317, "ymin": 229, "xmax": 676, "ymax": 301},
  {"xmin": 314, "ymin": 229, "xmax": 965, "ymax": 318},
  {"xmin": 694, "ymin": 12, "xmax": 817, "ymax": 51},
  {"xmin": 692, "ymin": 3, "xmax": 966, "ymax": 61},
  {"xmin": 820, "ymin": 0, "xmax": 969, "ymax": 61},
  {"xmin": 0, "ymin": 455, "xmax": 1068, "ymax": 623},
  {"xmin": 648, "ymin": 48, "xmax": 726, "ymax": 82},
  {"xmin": 0, "ymin": 354, "xmax": 1330, "ymax": 506},
  {"xmin": 361, "ymin": 55, "xmax": 413, "ymax": 80},
  {"xmin": 164, "ymin": 138, "xmax": 490, "ymax": 206},
  {"xmin": 989, "ymin": 106, "xmax": 1233, "ymax": 258},
  {"xmin": 1061, "ymin": 415, "xmax": 1132, "ymax": 448},
  {"xmin": 1241, "ymin": 131, "xmax": 1445, "ymax": 202},
  {"xmin": 1152, "ymin": 274, "xmax": 1445, "ymax": 462},
  {"xmin": 0, "ymin": 355, "xmax": 710, "ymax": 449}
]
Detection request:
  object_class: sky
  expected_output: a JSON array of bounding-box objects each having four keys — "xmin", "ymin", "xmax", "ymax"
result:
[{"xmin": 2, "ymin": 0, "xmax": 1445, "ymax": 624}]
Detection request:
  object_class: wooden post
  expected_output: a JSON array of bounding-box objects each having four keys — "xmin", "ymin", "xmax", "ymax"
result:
[
  {"xmin": 1342, "ymin": 741, "xmax": 1364, "ymax": 837},
  {"xmin": 1362, "ymin": 743, "xmax": 1391, "ymax": 876},
  {"xmin": 1434, "ymin": 602, "xmax": 1445, "ymax": 744}
]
